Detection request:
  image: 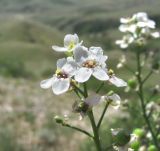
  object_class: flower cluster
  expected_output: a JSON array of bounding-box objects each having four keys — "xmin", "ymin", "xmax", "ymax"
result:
[
  {"xmin": 116, "ymin": 12, "xmax": 160, "ymax": 48},
  {"xmin": 41, "ymin": 34, "xmax": 127, "ymax": 95}
]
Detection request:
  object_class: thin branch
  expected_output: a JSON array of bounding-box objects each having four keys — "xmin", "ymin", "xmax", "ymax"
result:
[
  {"xmin": 142, "ymin": 70, "xmax": 153, "ymax": 84},
  {"xmin": 64, "ymin": 124, "xmax": 93, "ymax": 138},
  {"xmin": 97, "ymin": 102, "xmax": 110, "ymax": 130},
  {"xmin": 74, "ymin": 89, "xmax": 82, "ymax": 100},
  {"xmin": 88, "ymin": 110, "xmax": 102, "ymax": 151},
  {"xmin": 96, "ymin": 82, "xmax": 105, "ymax": 94},
  {"xmin": 83, "ymin": 83, "xmax": 88, "ymax": 98},
  {"xmin": 136, "ymin": 52, "xmax": 160, "ymax": 149},
  {"xmin": 73, "ymin": 85, "xmax": 85, "ymax": 96}
]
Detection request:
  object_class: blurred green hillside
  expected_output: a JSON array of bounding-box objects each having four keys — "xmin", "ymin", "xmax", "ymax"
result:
[
  {"xmin": 0, "ymin": 0, "xmax": 160, "ymax": 78},
  {"xmin": 0, "ymin": 1, "xmax": 159, "ymax": 151}
]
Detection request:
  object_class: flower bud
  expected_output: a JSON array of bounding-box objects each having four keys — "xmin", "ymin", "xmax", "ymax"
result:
[
  {"xmin": 148, "ymin": 145, "xmax": 158, "ymax": 151},
  {"xmin": 130, "ymin": 141, "xmax": 141, "ymax": 150},
  {"xmin": 111, "ymin": 129, "xmax": 131, "ymax": 146},
  {"xmin": 128, "ymin": 79, "xmax": 137, "ymax": 89},
  {"xmin": 133, "ymin": 128, "xmax": 145, "ymax": 138},
  {"xmin": 54, "ymin": 116, "xmax": 63, "ymax": 124}
]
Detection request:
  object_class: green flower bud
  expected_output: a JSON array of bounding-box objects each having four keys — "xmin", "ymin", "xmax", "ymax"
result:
[
  {"xmin": 133, "ymin": 128, "xmax": 145, "ymax": 138},
  {"xmin": 54, "ymin": 116, "xmax": 63, "ymax": 124},
  {"xmin": 130, "ymin": 141, "xmax": 140, "ymax": 150},
  {"xmin": 112, "ymin": 129, "xmax": 131, "ymax": 146},
  {"xmin": 148, "ymin": 145, "xmax": 158, "ymax": 151},
  {"xmin": 128, "ymin": 79, "xmax": 137, "ymax": 89}
]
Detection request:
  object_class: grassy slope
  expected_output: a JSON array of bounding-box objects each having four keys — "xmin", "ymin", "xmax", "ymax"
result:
[{"xmin": 0, "ymin": 19, "xmax": 63, "ymax": 64}]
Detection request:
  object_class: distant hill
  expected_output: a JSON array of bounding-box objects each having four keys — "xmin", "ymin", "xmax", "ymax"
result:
[{"xmin": 0, "ymin": 0, "xmax": 160, "ymax": 33}]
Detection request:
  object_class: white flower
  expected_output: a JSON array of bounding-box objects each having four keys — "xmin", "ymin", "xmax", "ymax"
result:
[
  {"xmin": 73, "ymin": 46, "xmax": 109, "ymax": 83},
  {"xmin": 40, "ymin": 58, "xmax": 77, "ymax": 95},
  {"xmin": 101, "ymin": 93, "xmax": 121, "ymax": 109},
  {"xmin": 135, "ymin": 12, "xmax": 155, "ymax": 29},
  {"xmin": 108, "ymin": 69, "xmax": 127, "ymax": 87},
  {"xmin": 52, "ymin": 34, "xmax": 82, "ymax": 53},
  {"xmin": 117, "ymin": 12, "xmax": 159, "ymax": 48},
  {"xmin": 116, "ymin": 35, "xmax": 134, "ymax": 49}
]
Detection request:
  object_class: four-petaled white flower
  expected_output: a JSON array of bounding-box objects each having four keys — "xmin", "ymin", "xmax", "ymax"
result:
[
  {"xmin": 40, "ymin": 57, "xmax": 77, "ymax": 95},
  {"xmin": 52, "ymin": 34, "xmax": 82, "ymax": 53},
  {"xmin": 73, "ymin": 46, "xmax": 109, "ymax": 83}
]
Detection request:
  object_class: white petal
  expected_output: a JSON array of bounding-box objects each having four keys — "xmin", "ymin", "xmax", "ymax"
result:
[
  {"xmin": 73, "ymin": 46, "xmax": 89, "ymax": 63},
  {"xmin": 57, "ymin": 58, "xmax": 67, "ymax": 68},
  {"xmin": 120, "ymin": 43, "xmax": 128, "ymax": 49},
  {"xmin": 40, "ymin": 77, "xmax": 53, "ymax": 89},
  {"xmin": 52, "ymin": 45, "xmax": 68, "ymax": 52},
  {"xmin": 147, "ymin": 20, "xmax": 155, "ymax": 28},
  {"xmin": 128, "ymin": 24, "xmax": 137, "ymax": 33},
  {"xmin": 93, "ymin": 68, "xmax": 109, "ymax": 81},
  {"xmin": 120, "ymin": 17, "xmax": 130, "ymax": 24},
  {"xmin": 98, "ymin": 56, "xmax": 108, "ymax": 68},
  {"xmin": 137, "ymin": 22, "xmax": 147, "ymax": 28},
  {"xmin": 109, "ymin": 76, "xmax": 127, "ymax": 87},
  {"xmin": 85, "ymin": 95, "xmax": 101, "ymax": 107},
  {"xmin": 119, "ymin": 25, "xmax": 128, "ymax": 32},
  {"xmin": 64, "ymin": 34, "xmax": 79, "ymax": 47},
  {"xmin": 136, "ymin": 12, "xmax": 148, "ymax": 21},
  {"xmin": 108, "ymin": 94, "xmax": 121, "ymax": 109},
  {"xmin": 115, "ymin": 40, "xmax": 123, "ymax": 45},
  {"xmin": 62, "ymin": 61, "xmax": 77, "ymax": 76},
  {"xmin": 74, "ymin": 68, "xmax": 92, "ymax": 83},
  {"xmin": 151, "ymin": 32, "xmax": 160, "ymax": 38},
  {"xmin": 89, "ymin": 47, "xmax": 103, "ymax": 56},
  {"xmin": 52, "ymin": 78, "xmax": 70, "ymax": 95}
]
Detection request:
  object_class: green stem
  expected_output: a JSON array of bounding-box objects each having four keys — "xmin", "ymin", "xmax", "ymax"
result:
[
  {"xmin": 88, "ymin": 110, "xmax": 102, "ymax": 151},
  {"xmin": 74, "ymin": 89, "xmax": 82, "ymax": 100},
  {"xmin": 96, "ymin": 82, "xmax": 105, "ymax": 93},
  {"xmin": 136, "ymin": 52, "xmax": 159, "ymax": 149},
  {"xmin": 97, "ymin": 102, "xmax": 110, "ymax": 130},
  {"xmin": 142, "ymin": 70, "xmax": 153, "ymax": 84},
  {"xmin": 64, "ymin": 123, "xmax": 93, "ymax": 138},
  {"xmin": 83, "ymin": 83, "xmax": 88, "ymax": 98},
  {"xmin": 73, "ymin": 85, "xmax": 85, "ymax": 96}
]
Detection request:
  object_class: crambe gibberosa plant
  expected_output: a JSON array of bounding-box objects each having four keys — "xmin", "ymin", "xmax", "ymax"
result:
[
  {"xmin": 116, "ymin": 12, "xmax": 160, "ymax": 150},
  {"xmin": 40, "ymin": 34, "xmax": 132, "ymax": 150}
]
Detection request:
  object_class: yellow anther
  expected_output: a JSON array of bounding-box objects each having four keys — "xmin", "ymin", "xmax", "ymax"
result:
[
  {"xmin": 68, "ymin": 42, "xmax": 75, "ymax": 51},
  {"xmin": 108, "ymin": 69, "xmax": 114, "ymax": 75},
  {"xmin": 55, "ymin": 68, "xmax": 61, "ymax": 75},
  {"xmin": 82, "ymin": 60, "xmax": 97, "ymax": 68}
]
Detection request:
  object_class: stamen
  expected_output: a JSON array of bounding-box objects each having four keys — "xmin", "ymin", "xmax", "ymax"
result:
[
  {"xmin": 56, "ymin": 69, "xmax": 68, "ymax": 79},
  {"xmin": 82, "ymin": 60, "xmax": 97, "ymax": 68}
]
